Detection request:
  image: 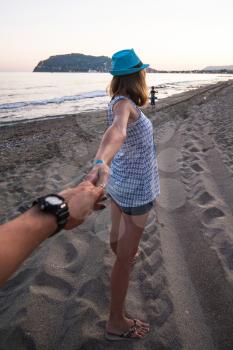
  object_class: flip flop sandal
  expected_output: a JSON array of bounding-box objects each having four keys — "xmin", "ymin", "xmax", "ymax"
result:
[{"xmin": 105, "ymin": 320, "xmax": 149, "ymax": 341}]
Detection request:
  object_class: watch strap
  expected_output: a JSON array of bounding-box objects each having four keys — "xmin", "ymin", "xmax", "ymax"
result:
[
  {"xmin": 52, "ymin": 204, "xmax": 69, "ymax": 236},
  {"xmin": 32, "ymin": 194, "xmax": 69, "ymax": 237}
]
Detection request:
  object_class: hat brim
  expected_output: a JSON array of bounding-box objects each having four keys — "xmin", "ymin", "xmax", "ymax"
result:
[{"xmin": 110, "ymin": 64, "xmax": 149, "ymax": 76}]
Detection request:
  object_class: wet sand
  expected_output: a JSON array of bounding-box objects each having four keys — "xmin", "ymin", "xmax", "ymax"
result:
[{"xmin": 1, "ymin": 80, "xmax": 233, "ymax": 349}]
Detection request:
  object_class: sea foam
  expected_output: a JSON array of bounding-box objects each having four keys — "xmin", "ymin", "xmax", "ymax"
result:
[{"xmin": 0, "ymin": 90, "xmax": 107, "ymax": 110}]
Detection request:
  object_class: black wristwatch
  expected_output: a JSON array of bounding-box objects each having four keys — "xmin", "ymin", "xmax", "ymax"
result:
[{"xmin": 32, "ymin": 194, "xmax": 69, "ymax": 236}]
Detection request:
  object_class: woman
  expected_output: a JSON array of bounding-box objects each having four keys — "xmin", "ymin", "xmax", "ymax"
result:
[{"xmin": 89, "ymin": 49, "xmax": 160, "ymax": 340}]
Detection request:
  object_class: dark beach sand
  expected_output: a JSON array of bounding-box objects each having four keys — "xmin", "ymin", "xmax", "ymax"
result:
[{"xmin": 1, "ymin": 80, "xmax": 233, "ymax": 349}]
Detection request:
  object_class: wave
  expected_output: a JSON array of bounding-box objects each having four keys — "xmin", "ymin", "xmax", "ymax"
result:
[{"xmin": 0, "ymin": 90, "xmax": 107, "ymax": 110}]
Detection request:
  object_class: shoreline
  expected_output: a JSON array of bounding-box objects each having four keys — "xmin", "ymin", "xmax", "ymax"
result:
[
  {"xmin": 0, "ymin": 78, "xmax": 232, "ymax": 129},
  {"xmin": 0, "ymin": 79, "xmax": 231, "ymax": 130}
]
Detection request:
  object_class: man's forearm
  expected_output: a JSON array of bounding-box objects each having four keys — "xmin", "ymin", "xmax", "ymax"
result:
[
  {"xmin": 95, "ymin": 125, "xmax": 126, "ymax": 164},
  {"xmin": 0, "ymin": 206, "xmax": 57, "ymax": 287}
]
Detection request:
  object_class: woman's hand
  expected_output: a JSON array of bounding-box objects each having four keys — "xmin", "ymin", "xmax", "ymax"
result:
[
  {"xmin": 85, "ymin": 163, "xmax": 110, "ymax": 189},
  {"xmin": 59, "ymin": 180, "xmax": 105, "ymax": 229}
]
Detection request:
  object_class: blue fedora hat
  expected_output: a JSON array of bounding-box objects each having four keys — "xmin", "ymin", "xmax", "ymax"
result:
[{"xmin": 110, "ymin": 49, "xmax": 149, "ymax": 76}]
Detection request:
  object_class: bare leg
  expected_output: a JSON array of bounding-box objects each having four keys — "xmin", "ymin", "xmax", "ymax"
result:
[
  {"xmin": 106, "ymin": 212, "xmax": 150, "ymax": 338},
  {"xmin": 109, "ymin": 199, "xmax": 122, "ymax": 255},
  {"xmin": 109, "ymin": 199, "xmax": 141, "ymax": 262}
]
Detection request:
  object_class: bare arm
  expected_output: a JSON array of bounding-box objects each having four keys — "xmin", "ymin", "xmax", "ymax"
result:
[
  {"xmin": 0, "ymin": 181, "xmax": 103, "ymax": 287},
  {"xmin": 0, "ymin": 207, "xmax": 57, "ymax": 286},
  {"xmin": 95, "ymin": 99, "xmax": 130, "ymax": 164},
  {"xmin": 87, "ymin": 99, "xmax": 131, "ymax": 185}
]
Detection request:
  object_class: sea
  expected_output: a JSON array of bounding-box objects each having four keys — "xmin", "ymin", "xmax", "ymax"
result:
[{"xmin": 0, "ymin": 72, "xmax": 232, "ymax": 125}]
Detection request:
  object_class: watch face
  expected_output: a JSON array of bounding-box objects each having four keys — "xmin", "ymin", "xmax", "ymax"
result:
[{"xmin": 46, "ymin": 195, "xmax": 63, "ymax": 205}]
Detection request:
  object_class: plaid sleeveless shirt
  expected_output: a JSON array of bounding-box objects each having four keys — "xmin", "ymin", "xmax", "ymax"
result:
[{"xmin": 106, "ymin": 95, "xmax": 160, "ymax": 207}]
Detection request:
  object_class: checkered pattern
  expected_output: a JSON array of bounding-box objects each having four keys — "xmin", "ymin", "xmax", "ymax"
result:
[{"xmin": 106, "ymin": 95, "xmax": 160, "ymax": 207}]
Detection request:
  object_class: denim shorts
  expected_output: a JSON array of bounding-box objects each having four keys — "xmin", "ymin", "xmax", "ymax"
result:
[
  {"xmin": 121, "ymin": 201, "xmax": 154, "ymax": 215},
  {"xmin": 109, "ymin": 194, "xmax": 154, "ymax": 216}
]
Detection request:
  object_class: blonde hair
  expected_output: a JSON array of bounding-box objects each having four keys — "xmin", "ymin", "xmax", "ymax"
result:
[{"xmin": 108, "ymin": 69, "xmax": 148, "ymax": 106}]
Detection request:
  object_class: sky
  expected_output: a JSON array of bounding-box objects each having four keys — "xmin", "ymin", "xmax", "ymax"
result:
[{"xmin": 0, "ymin": 0, "xmax": 233, "ymax": 71}]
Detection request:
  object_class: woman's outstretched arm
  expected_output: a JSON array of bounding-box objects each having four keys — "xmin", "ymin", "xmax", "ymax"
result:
[
  {"xmin": 95, "ymin": 99, "xmax": 130, "ymax": 164},
  {"xmin": 87, "ymin": 99, "xmax": 131, "ymax": 185}
]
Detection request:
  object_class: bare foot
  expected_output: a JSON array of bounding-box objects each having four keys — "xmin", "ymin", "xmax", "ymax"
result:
[{"xmin": 106, "ymin": 317, "xmax": 149, "ymax": 339}]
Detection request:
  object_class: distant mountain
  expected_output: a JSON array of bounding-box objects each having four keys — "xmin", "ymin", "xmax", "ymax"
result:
[
  {"xmin": 33, "ymin": 53, "xmax": 112, "ymax": 72},
  {"xmin": 146, "ymin": 67, "xmax": 157, "ymax": 73},
  {"xmin": 203, "ymin": 65, "xmax": 233, "ymax": 71}
]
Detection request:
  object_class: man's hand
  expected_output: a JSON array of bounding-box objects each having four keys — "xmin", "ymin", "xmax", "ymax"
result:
[
  {"xmin": 0, "ymin": 181, "xmax": 105, "ymax": 287},
  {"xmin": 59, "ymin": 181, "xmax": 105, "ymax": 229}
]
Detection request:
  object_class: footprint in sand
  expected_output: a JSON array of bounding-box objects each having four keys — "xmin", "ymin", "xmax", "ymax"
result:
[
  {"xmin": 182, "ymin": 154, "xmax": 190, "ymax": 161},
  {"xmin": 191, "ymin": 155, "xmax": 200, "ymax": 162},
  {"xmin": 143, "ymin": 232, "xmax": 150, "ymax": 242},
  {"xmin": 78, "ymin": 278, "xmax": 108, "ymax": 308},
  {"xmin": 32, "ymin": 272, "xmax": 75, "ymax": 301},
  {"xmin": 62, "ymin": 298, "xmax": 101, "ymax": 343},
  {"xmin": 150, "ymin": 252, "xmax": 164, "ymax": 272},
  {"xmin": 137, "ymin": 271, "xmax": 148, "ymax": 282},
  {"xmin": 191, "ymin": 163, "xmax": 204, "ymax": 172},
  {"xmin": 202, "ymin": 207, "xmax": 225, "ymax": 226},
  {"xmin": 203, "ymin": 227, "xmax": 224, "ymax": 239},
  {"xmin": 187, "ymin": 183, "xmax": 205, "ymax": 198},
  {"xmin": 196, "ymin": 191, "xmax": 215, "ymax": 206},
  {"xmin": 47, "ymin": 240, "xmax": 78, "ymax": 267},
  {"xmin": 190, "ymin": 146, "xmax": 200, "ymax": 153},
  {"xmin": 143, "ymin": 240, "xmax": 160, "ymax": 258},
  {"xmin": 183, "ymin": 142, "xmax": 193, "ymax": 149},
  {"xmin": 191, "ymin": 135, "xmax": 200, "ymax": 141},
  {"xmin": 156, "ymin": 121, "xmax": 177, "ymax": 144},
  {"xmin": 146, "ymin": 294, "xmax": 174, "ymax": 327},
  {"xmin": 44, "ymin": 235, "xmax": 89, "ymax": 274},
  {"xmin": 142, "ymin": 276, "xmax": 165, "ymax": 301}
]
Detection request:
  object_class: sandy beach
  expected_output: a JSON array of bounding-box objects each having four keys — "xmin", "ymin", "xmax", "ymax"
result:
[{"xmin": 1, "ymin": 79, "xmax": 233, "ymax": 349}]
